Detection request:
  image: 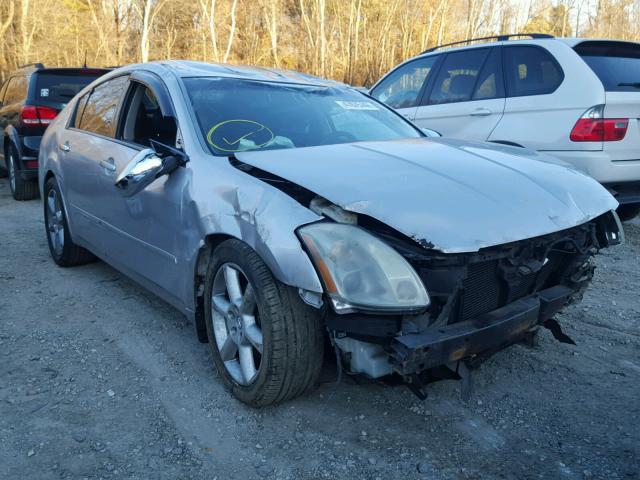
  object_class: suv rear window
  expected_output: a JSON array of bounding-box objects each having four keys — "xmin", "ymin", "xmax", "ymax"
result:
[
  {"xmin": 575, "ymin": 41, "xmax": 640, "ymax": 92},
  {"xmin": 35, "ymin": 71, "xmax": 105, "ymax": 104}
]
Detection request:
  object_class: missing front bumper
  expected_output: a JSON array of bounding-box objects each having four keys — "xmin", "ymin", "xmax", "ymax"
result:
[{"xmin": 390, "ymin": 285, "xmax": 574, "ymax": 375}]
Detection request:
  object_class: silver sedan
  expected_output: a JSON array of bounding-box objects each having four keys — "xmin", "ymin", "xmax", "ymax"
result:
[{"xmin": 39, "ymin": 61, "xmax": 622, "ymax": 406}]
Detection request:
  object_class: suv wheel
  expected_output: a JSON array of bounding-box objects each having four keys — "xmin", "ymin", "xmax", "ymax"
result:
[
  {"xmin": 204, "ymin": 239, "xmax": 324, "ymax": 406},
  {"xmin": 7, "ymin": 146, "xmax": 38, "ymax": 200},
  {"xmin": 617, "ymin": 204, "xmax": 640, "ymax": 222},
  {"xmin": 43, "ymin": 176, "xmax": 95, "ymax": 266}
]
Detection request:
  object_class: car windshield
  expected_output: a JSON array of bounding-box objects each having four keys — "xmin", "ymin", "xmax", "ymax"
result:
[{"xmin": 183, "ymin": 77, "xmax": 422, "ymax": 155}]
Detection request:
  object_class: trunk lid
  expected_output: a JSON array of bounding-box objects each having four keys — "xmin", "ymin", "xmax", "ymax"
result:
[
  {"xmin": 603, "ymin": 91, "xmax": 640, "ymax": 161},
  {"xmin": 575, "ymin": 40, "xmax": 640, "ymax": 161}
]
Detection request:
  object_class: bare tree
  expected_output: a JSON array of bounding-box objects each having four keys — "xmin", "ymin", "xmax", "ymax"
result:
[{"xmin": 1, "ymin": 0, "xmax": 639, "ymax": 86}]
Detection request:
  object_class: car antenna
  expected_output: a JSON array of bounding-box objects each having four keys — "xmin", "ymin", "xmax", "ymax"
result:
[{"xmin": 83, "ymin": 50, "xmax": 87, "ymax": 69}]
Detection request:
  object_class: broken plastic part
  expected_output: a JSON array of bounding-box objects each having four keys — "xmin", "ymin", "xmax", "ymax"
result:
[
  {"xmin": 298, "ymin": 288, "xmax": 323, "ymax": 309},
  {"xmin": 309, "ymin": 197, "xmax": 357, "ymax": 224}
]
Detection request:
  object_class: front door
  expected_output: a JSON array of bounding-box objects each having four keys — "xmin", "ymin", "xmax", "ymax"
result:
[
  {"xmin": 370, "ymin": 55, "xmax": 440, "ymax": 122},
  {"xmin": 96, "ymin": 79, "xmax": 186, "ymax": 302}
]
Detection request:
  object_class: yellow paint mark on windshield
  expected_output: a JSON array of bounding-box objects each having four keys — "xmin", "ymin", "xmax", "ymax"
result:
[{"xmin": 206, "ymin": 119, "xmax": 275, "ymax": 152}]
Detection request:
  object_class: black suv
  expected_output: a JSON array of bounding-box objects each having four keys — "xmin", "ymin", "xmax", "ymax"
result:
[{"xmin": 0, "ymin": 64, "xmax": 110, "ymax": 200}]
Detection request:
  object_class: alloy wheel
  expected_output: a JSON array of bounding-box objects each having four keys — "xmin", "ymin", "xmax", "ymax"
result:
[
  {"xmin": 211, "ymin": 263, "xmax": 263, "ymax": 385},
  {"xmin": 46, "ymin": 189, "xmax": 65, "ymax": 255}
]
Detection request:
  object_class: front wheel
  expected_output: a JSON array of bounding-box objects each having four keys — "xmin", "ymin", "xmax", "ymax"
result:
[
  {"xmin": 204, "ymin": 239, "xmax": 324, "ymax": 406},
  {"xmin": 43, "ymin": 177, "xmax": 95, "ymax": 267}
]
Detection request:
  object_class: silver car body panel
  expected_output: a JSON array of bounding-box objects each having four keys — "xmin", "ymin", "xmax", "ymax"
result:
[
  {"xmin": 39, "ymin": 61, "xmax": 617, "ymax": 322},
  {"xmin": 236, "ymin": 138, "xmax": 618, "ymax": 253}
]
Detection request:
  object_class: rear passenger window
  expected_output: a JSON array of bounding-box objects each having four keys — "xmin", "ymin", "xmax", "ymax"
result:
[
  {"xmin": 428, "ymin": 49, "xmax": 490, "ymax": 105},
  {"xmin": 371, "ymin": 56, "xmax": 438, "ymax": 109},
  {"xmin": 72, "ymin": 92, "xmax": 90, "ymax": 128},
  {"xmin": 504, "ymin": 46, "xmax": 563, "ymax": 97},
  {"xmin": 4, "ymin": 76, "xmax": 27, "ymax": 105},
  {"xmin": 77, "ymin": 76, "xmax": 128, "ymax": 138}
]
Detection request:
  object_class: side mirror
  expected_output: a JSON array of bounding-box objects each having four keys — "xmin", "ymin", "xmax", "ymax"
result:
[
  {"xmin": 115, "ymin": 140, "xmax": 189, "ymax": 197},
  {"xmin": 421, "ymin": 128, "xmax": 442, "ymax": 138},
  {"xmin": 115, "ymin": 149, "xmax": 163, "ymax": 197}
]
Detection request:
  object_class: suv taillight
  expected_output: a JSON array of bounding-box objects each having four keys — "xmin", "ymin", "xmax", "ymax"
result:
[
  {"xmin": 570, "ymin": 105, "xmax": 628, "ymax": 142},
  {"xmin": 20, "ymin": 105, "xmax": 58, "ymax": 126}
]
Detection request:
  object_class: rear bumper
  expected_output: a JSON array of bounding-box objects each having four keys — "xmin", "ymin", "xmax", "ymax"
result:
[
  {"xmin": 548, "ymin": 150, "xmax": 640, "ymax": 185},
  {"xmin": 14, "ymin": 135, "xmax": 40, "ymax": 180},
  {"xmin": 390, "ymin": 285, "xmax": 573, "ymax": 375}
]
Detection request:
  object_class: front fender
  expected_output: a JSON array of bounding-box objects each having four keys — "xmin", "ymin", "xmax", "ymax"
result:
[{"xmin": 186, "ymin": 158, "xmax": 324, "ymax": 305}]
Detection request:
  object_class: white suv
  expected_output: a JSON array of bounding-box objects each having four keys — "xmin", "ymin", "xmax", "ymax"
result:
[{"xmin": 370, "ymin": 34, "xmax": 640, "ymax": 220}]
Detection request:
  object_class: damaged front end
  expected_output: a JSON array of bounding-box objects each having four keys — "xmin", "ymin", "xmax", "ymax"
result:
[
  {"xmin": 229, "ymin": 155, "xmax": 623, "ymax": 397},
  {"xmin": 317, "ymin": 210, "xmax": 623, "ymax": 394}
]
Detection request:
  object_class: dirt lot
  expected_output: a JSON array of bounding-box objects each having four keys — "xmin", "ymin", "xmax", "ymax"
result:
[{"xmin": 0, "ymin": 176, "xmax": 639, "ymax": 480}]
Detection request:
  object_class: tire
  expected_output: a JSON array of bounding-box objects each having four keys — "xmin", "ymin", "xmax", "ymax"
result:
[
  {"xmin": 43, "ymin": 176, "xmax": 95, "ymax": 267},
  {"xmin": 204, "ymin": 239, "xmax": 324, "ymax": 406},
  {"xmin": 7, "ymin": 145, "xmax": 38, "ymax": 201},
  {"xmin": 616, "ymin": 204, "xmax": 640, "ymax": 222}
]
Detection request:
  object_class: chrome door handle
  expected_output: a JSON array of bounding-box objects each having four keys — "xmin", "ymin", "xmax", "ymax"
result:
[
  {"xmin": 470, "ymin": 108, "xmax": 492, "ymax": 116},
  {"xmin": 59, "ymin": 142, "xmax": 70, "ymax": 152},
  {"xmin": 100, "ymin": 158, "xmax": 116, "ymax": 172}
]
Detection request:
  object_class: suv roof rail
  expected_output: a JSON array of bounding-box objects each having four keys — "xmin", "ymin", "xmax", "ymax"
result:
[
  {"xmin": 17, "ymin": 62, "xmax": 45, "ymax": 70},
  {"xmin": 421, "ymin": 33, "xmax": 554, "ymax": 54}
]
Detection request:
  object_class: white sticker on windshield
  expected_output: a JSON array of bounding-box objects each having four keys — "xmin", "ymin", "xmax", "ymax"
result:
[
  {"xmin": 40, "ymin": 88, "xmax": 49, "ymax": 97},
  {"xmin": 335, "ymin": 100, "xmax": 379, "ymax": 111}
]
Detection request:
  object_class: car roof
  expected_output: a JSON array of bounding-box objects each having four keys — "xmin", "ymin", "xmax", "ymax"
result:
[
  {"xmin": 126, "ymin": 60, "xmax": 346, "ymax": 88},
  {"xmin": 13, "ymin": 64, "xmax": 111, "ymax": 75},
  {"xmin": 408, "ymin": 37, "xmax": 640, "ymax": 59},
  {"xmin": 556, "ymin": 37, "xmax": 640, "ymax": 47}
]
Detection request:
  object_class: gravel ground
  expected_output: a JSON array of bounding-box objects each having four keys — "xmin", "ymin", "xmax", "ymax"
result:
[{"xmin": 1, "ymin": 176, "xmax": 639, "ymax": 480}]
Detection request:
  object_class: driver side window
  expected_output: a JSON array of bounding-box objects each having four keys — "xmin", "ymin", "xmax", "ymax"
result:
[
  {"xmin": 120, "ymin": 82, "xmax": 177, "ymax": 148},
  {"xmin": 371, "ymin": 56, "xmax": 438, "ymax": 109}
]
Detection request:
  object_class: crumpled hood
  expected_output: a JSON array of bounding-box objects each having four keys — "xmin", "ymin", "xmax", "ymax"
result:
[{"xmin": 236, "ymin": 138, "xmax": 618, "ymax": 253}]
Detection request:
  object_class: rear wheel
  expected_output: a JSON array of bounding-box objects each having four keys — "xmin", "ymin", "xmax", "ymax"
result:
[
  {"xmin": 7, "ymin": 146, "xmax": 38, "ymax": 201},
  {"xmin": 43, "ymin": 177, "xmax": 95, "ymax": 267},
  {"xmin": 616, "ymin": 204, "xmax": 640, "ymax": 222},
  {"xmin": 204, "ymin": 239, "xmax": 324, "ymax": 406}
]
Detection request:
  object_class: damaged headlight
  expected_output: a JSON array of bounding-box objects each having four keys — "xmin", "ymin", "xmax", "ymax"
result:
[{"xmin": 298, "ymin": 222, "xmax": 430, "ymax": 313}]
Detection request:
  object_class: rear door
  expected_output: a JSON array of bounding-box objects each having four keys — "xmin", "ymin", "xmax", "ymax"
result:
[
  {"xmin": 59, "ymin": 75, "xmax": 130, "ymax": 254},
  {"xmin": 489, "ymin": 45, "xmax": 577, "ymax": 150},
  {"xmin": 370, "ymin": 55, "xmax": 440, "ymax": 121},
  {"xmin": 575, "ymin": 41, "xmax": 640, "ymax": 161},
  {"xmin": 413, "ymin": 47, "xmax": 505, "ymax": 141}
]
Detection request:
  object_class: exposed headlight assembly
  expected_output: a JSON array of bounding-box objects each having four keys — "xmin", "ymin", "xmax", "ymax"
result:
[{"xmin": 298, "ymin": 222, "xmax": 430, "ymax": 314}]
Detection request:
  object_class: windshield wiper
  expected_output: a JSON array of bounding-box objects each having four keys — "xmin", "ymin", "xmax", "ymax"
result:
[{"xmin": 617, "ymin": 82, "xmax": 640, "ymax": 88}]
